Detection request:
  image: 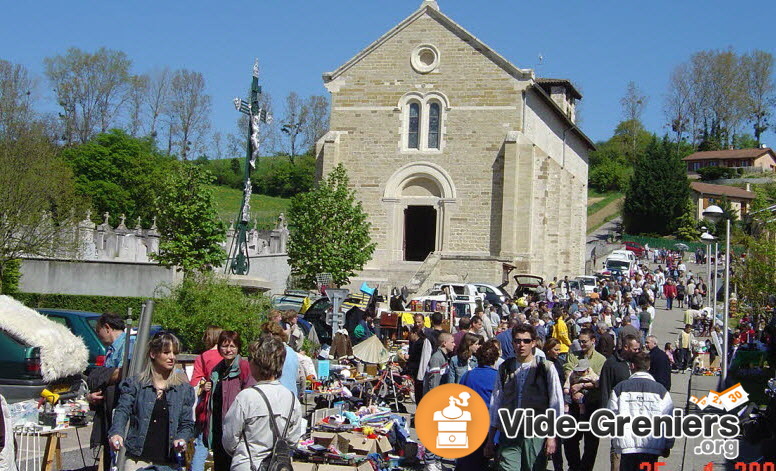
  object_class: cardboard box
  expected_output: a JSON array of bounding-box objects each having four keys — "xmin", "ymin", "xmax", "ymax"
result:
[
  {"xmin": 291, "ymin": 462, "xmax": 317, "ymax": 471},
  {"xmin": 311, "ymin": 431, "xmax": 348, "ymax": 452},
  {"xmin": 317, "ymin": 462, "xmax": 372, "ymax": 471},
  {"xmin": 340, "ymin": 432, "xmax": 392, "ymax": 455}
]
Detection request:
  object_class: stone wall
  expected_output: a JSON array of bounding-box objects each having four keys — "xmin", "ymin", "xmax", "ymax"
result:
[{"xmin": 318, "ymin": 3, "xmax": 590, "ymax": 288}]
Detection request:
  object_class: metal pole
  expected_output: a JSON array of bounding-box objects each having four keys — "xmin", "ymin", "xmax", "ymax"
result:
[
  {"xmin": 712, "ymin": 242, "xmax": 718, "ymax": 328},
  {"xmin": 722, "ymin": 220, "xmax": 731, "ymax": 385},
  {"xmin": 707, "ymin": 243, "xmax": 712, "ymax": 307}
]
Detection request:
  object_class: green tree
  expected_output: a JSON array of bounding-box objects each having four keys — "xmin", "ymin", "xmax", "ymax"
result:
[
  {"xmin": 675, "ymin": 199, "xmax": 700, "ymax": 240},
  {"xmin": 155, "ymin": 273, "xmax": 269, "ymax": 352},
  {"xmin": 61, "ymin": 130, "xmax": 178, "ymax": 226},
  {"xmin": 287, "ymin": 164, "xmax": 375, "ymax": 288},
  {"xmin": 153, "ymin": 165, "xmax": 226, "ymax": 273},
  {"xmin": 0, "ymin": 124, "xmax": 82, "ymax": 290},
  {"xmin": 623, "ymin": 136, "xmax": 691, "ymax": 235},
  {"xmin": 44, "ymin": 47, "xmax": 132, "ymax": 144},
  {"xmin": 734, "ymin": 222, "xmax": 776, "ymax": 313}
]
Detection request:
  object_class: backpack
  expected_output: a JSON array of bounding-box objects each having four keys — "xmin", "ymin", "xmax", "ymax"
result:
[
  {"xmin": 499, "ymin": 355, "xmax": 549, "ymax": 390},
  {"xmin": 244, "ymin": 387, "xmax": 295, "ymax": 471}
]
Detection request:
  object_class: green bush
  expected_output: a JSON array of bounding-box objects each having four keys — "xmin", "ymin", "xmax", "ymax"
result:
[
  {"xmin": 697, "ymin": 166, "xmax": 735, "ymax": 181},
  {"xmin": 254, "ymin": 154, "xmax": 315, "ymax": 198},
  {"xmin": 15, "ymin": 292, "xmax": 146, "ymax": 316},
  {"xmin": 0, "ymin": 259, "xmax": 22, "ymax": 295},
  {"xmin": 589, "ymin": 160, "xmax": 631, "ymax": 192},
  {"xmin": 154, "ymin": 273, "xmax": 270, "ymax": 353}
]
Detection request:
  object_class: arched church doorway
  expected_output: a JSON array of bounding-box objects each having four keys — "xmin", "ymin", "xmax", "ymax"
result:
[
  {"xmin": 404, "ymin": 205, "xmax": 436, "ymax": 261},
  {"xmin": 383, "ymin": 162, "xmax": 457, "ymax": 264}
]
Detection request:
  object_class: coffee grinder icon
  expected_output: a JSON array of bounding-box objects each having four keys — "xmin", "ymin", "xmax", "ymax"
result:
[{"xmin": 433, "ymin": 392, "xmax": 472, "ymax": 448}]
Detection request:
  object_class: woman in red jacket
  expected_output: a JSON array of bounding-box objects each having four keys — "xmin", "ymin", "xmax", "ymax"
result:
[
  {"xmin": 663, "ymin": 279, "xmax": 677, "ymax": 311},
  {"xmin": 189, "ymin": 326, "xmax": 223, "ymax": 471}
]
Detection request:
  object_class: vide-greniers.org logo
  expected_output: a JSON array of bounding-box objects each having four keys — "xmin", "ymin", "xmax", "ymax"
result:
[{"xmin": 498, "ymin": 408, "xmax": 742, "ymax": 459}]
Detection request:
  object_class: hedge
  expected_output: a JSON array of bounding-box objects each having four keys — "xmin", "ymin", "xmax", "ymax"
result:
[{"xmin": 15, "ymin": 292, "xmax": 149, "ymax": 318}]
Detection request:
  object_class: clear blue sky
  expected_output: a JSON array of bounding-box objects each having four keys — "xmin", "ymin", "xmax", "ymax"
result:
[{"xmin": 2, "ymin": 0, "xmax": 775, "ymax": 150}]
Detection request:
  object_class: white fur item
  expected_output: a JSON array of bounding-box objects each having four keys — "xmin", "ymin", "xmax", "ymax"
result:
[{"xmin": 0, "ymin": 295, "xmax": 88, "ymax": 382}]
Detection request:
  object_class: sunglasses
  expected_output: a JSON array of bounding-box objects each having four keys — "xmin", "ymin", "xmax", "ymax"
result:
[{"xmin": 513, "ymin": 338, "xmax": 533, "ymax": 345}]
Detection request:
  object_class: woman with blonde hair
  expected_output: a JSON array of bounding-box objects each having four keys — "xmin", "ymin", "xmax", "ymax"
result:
[
  {"xmin": 109, "ymin": 332, "xmax": 195, "ymax": 470},
  {"xmin": 261, "ymin": 321, "xmax": 299, "ymax": 395}
]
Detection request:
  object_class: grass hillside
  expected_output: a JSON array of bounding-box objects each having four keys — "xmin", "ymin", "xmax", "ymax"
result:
[{"xmin": 209, "ymin": 185, "xmax": 291, "ymax": 229}]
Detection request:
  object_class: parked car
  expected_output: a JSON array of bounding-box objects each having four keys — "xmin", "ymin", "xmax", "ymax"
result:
[
  {"xmin": 624, "ymin": 241, "xmax": 646, "ymax": 258},
  {"xmin": 575, "ymin": 276, "xmax": 598, "ymax": 295},
  {"xmin": 413, "ymin": 283, "xmax": 484, "ymax": 318},
  {"xmin": 37, "ymin": 309, "xmax": 106, "ymax": 370},
  {"xmin": 0, "ymin": 299, "xmax": 88, "ymax": 404},
  {"xmin": 473, "ymin": 283, "xmax": 511, "ymax": 306},
  {"xmin": 512, "ymin": 275, "xmax": 544, "ymax": 298}
]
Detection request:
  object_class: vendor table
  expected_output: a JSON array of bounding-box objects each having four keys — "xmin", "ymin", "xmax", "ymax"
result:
[{"xmin": 14, "ymin": 427, "xmax": 80, "ymax": 471}]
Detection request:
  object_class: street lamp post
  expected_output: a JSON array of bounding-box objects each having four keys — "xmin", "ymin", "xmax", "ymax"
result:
[
  {"xmin": 703, "ymin": 204, "xmax": 729, "ymax": 386},
  {"xmin": 700, "ymin": 227, "xmax": 713, "ymax": 308}
]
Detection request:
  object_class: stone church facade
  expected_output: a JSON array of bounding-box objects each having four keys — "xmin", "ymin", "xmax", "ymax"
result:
[{"xmin": 316, "ymin": 0, "xmax": 594, "ymax": 291}]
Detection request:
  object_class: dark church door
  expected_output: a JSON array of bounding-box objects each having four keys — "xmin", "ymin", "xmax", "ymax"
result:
[{"xmin": 404, "ymin": 205, "xmax": 436, "ymax": 261}]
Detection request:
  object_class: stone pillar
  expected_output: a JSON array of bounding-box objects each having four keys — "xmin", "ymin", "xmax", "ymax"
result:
[
  {"xmin": 558, "ymin": 168, "xmax": 573, "ymax": 271},
  {"xmin": 317, "ymin": 131, "xmax": 343, "ymax": 180},
  {"xmin": 78, "ymin": 213, "xmax": 97, "ymax": 260},
  {"xmin": 500, "ymin": 132, "xmax": 535, "ymax": 263},
  {"xmin": 544, "ymin": 158, "xmax": 562, "ymax": 280},
  {"xmin": 531, "ymin": 150, "xmax": 550, "ymax": 277}
]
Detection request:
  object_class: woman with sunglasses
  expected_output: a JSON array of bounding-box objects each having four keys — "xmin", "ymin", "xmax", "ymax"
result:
[{"xmin": 109, "ymin": 332, "xmax": 195, "ymax": 470}]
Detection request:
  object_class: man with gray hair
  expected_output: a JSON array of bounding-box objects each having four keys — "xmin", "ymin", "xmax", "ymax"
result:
[
  {"xmin": 645, "ymin": 335, "xmax": 672, "ymax": 390},
  {"xmin": 596, "ymin": 322, "xmax": 615, "ymax": 359}
]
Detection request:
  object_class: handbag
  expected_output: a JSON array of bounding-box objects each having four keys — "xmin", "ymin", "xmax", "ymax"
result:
[{"xmin": 242, "ymin": 386, "xmax": 296, "ymax": 471}]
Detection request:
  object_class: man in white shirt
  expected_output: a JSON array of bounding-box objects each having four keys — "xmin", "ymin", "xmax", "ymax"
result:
[{"xmin": 486, "ymin": 324, "xmax": 564, "ymax": 470}]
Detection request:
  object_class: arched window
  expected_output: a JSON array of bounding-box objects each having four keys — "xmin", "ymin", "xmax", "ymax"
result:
[
  {"xmin": 428, "ymin": 102, "xmax": 440, "ymax": 149},
  {"xmin": 408, "ymin": 102, "xmax": 420, "ymax": 149}
]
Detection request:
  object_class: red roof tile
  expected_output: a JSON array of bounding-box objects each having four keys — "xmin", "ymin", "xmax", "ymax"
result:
[
  {"xmin": 683, "ymin": 148, "xmax": 775, "ymax": 161},
  {"xmin": 690, "ymin": 182, "xmax": 756, "ymax": 200}
]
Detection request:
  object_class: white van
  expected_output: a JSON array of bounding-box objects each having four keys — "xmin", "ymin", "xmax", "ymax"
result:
[
  {"xmin": 610, "ymin": 250, "xmax": 636, "ymax": 265},
  {"xmin": 602, "ymin": 254, "xmax": 634, "ymax": 277}
]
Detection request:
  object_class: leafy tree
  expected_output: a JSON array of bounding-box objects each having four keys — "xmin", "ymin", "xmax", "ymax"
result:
[
  {"xmin": 60, "ymin": 129, "xmax": 178, "ymax": 226},
  {"xmin": 153, "ymin": 165, "xmax": 226, "ymax": 273},
  {"xmin": 167, "ymin": 69, "xmax": 211, "ymax": 160},
  {"xmin": 287, "ymin": 164, "xmax": 375, "ymax": 288},
  {"xmin": 255, "ymin": 153, "xmax": 316, "ymax": 197},
  {"xmin": 44, "ymin": 47, "xmax": 132, "ymax": 144},
  {"xmin": 155, "ymin": 273, "xmax": 270, "ymax": 353},
  {"xmin": 734, "ymin": 221, "xmax": 776, "ymax": 313},
  {"xmin": 620, "ymin": 82, "xmax": 649, "ymax": 159},
  {"xmin": 623, "ymin": 136, "xmax": 690, "ymax": 235},
  {"xmin": 675, "ymin": 199, "xmax": 700, "ymax": 240},
  {"xmin": 0, "ymin": 124, "xmax": 82, "ymax": 290},
  {"xmin": 588, "ymin": 159, "xmax": 631, "ymax": 192},
  {"xmin": 697, "ymin": 166, "xmax": 736, "ymax": 181}
]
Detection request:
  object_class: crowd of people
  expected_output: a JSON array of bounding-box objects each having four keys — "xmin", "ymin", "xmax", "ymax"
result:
[
  {"xmin": 86, "ymin": 310, "xmax": 308, "ymax": 471},
  {"xmin": 404, "ymin": 254, "xmax": 720, "ymax": 471}
]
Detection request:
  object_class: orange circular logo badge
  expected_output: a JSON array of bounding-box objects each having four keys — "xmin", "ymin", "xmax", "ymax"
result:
[{"xmin": 415, "ymin": 383, "xmax": 490, "ymax": 459}]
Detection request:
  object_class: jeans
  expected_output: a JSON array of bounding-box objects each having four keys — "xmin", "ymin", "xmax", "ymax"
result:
[
  {"xmin": 190, "ymin": 432, "xmax": 208, "ymax": 471},
  {"xmin": 563, "ymin": 405, "xmax": 599, "ymax": 471},
  {"xmin": 666, "ymin": 297, "xmax": 673, "ymax": 310}
]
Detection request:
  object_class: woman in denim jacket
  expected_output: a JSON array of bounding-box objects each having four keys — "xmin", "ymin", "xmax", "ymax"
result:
[
  {"xmin": 447, "ymin": 332, "xmax": 482, "ymax": 384},
  {"xmin": 109, "ymin": 332, "xmax": 195, "ymax": 470}
]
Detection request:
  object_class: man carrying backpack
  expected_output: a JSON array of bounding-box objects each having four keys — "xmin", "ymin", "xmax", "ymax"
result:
[{"xmin": 486, "ymin": 325, "xmax": 564, "ymax": 470}]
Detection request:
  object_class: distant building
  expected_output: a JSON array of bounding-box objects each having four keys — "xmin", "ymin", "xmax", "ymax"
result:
[
  {"xmin": 690, "ymin": 182, "xmax": 756, "ymax": 220},
  {"xmin": 683, "ymin": 147, "xmax": 776, "ymax": 176},
  {"xmin": 316, "ymin": 0, "xmax": 594, "ymax": 291}
]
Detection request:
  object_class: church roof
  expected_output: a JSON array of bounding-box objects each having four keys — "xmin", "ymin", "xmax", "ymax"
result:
[
  {"xmin": 323, "ymin": 0, "xmax": 533, "ymax": 83},
  {"xmin": 536, "ymin": 78, "xmax": 583, "ymax": 100},
  {"xmin": 323, "ymin": 0, "xmax": 595, "ymax": 150}
]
